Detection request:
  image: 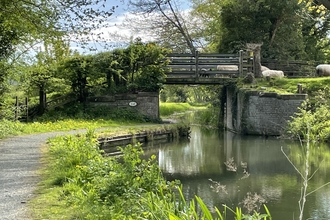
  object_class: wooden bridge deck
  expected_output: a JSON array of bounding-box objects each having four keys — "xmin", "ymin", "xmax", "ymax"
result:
[{"xmin": 165, "ymin": 74, "xmax": 238, "ymax": 85}]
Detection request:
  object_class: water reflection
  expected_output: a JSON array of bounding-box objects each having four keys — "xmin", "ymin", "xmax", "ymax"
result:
[{"xmin": 144, "ymin": 126, "xmax": 330, "ymax": 219}]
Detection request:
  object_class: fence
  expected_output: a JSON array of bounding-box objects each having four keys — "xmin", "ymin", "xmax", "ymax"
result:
[
  {"xmin": 8, "ymin": 94, "xmax": 77, "ymax": 122},
  {"xmin": 8, "ymin": 97, "xmax": 37, "ymax": 122},
  {"xmin": 165, "ymin": 50, "xmax": 254, "ymax": 78},
  {"xmin": 261, "ymin": 59, "xmax": 319, "ymax": 77}
]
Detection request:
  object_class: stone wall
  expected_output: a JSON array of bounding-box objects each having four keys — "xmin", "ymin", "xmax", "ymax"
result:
[
  {"xmin": 226, "ymin": 87, "xmax": 307, "ymax": 135},
  {"xmin": 88, "ymin": 92, "xmax": 159, "ymax": 119}
]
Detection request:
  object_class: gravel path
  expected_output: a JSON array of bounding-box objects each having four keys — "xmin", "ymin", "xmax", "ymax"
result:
[{"xmin": 0, "ymin": 130, "xmax": 88, "ymax": 220}]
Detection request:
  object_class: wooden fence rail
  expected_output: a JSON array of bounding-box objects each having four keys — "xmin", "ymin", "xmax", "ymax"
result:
[
  {"xmin": 10, "ymin": 94, "xmax": 77, "ymax": 122},
  {"xmin": 165, "ymin": 50, "xmax": 254, "ymax": 80},
  {"xmin": 261, "ymin": 59, "xmax": 319, "ymax": 77}
]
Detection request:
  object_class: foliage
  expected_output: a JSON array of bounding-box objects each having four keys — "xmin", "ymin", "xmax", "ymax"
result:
[
  {"xmin": 161, "ymin": 85, "xmax": 221, "ymax": 104},
  {"xmin": 287, "ymin": 89, "xmax": 330, "ymax": 142},
  {"xmin": 160, "ymin": 102, "xmax": 199, "ymax": 117},
  {"xmin": 40, "ymin": 131, "xmax": 175, "ymax": 219},
  {"xmin": 192, "ymin": 0, "xmax": 330, "ymax": 61},
  {"xmin": 0, "ymin": 0, "xmax": 117, "ymax": 55},
  {"xmin": 31, "ymin": 130, "xmax": 272, "ymax": 219},
  {"xmin": 0, "ymin": 119, "xmax": 24, "ymax": 139},
  {"xmin": 194, "ymin": 107, "xmax": 220, "ymax": 128},
  {"xmin": 58, "ymin": 54, "xmax": 97, "ymax": 102},
  {"xmin": 36, "ymin": 102, "xmax": 154, "ymax": 123},
  {"xmin": 0, "ymin": 0, "xmax": 117, "ymax": 110},
  {"xmin": 123, "ymin": 39, "xmax": 170, "ymax": 92},
  {"xmin": 56, "ymin": 40, "xmax": 169, "ymax": 102},
  {"xmin": 284, "ymin": 86, "xmax": 330, "ymax": 220}
]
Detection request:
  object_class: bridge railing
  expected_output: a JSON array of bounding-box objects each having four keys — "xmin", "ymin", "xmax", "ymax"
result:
[{"xmin": 165, "ymin": 50, "xmax": 253, "ymax": 79}]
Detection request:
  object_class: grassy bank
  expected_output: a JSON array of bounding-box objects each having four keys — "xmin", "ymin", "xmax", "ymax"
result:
[
  {"xmin": 0, "ymin": 107, "xmax": 157, "ymax": 139},
  {"xmin": 240, "ymin": 77, "xmax": 330, "ymax": 95},
  {"xmin": 30, "ymin": 129, "xmax": 271, "ymax": 220},
  {"xmin": 0, "ymin": 102, "xmax": 204, "ymax": 140}
]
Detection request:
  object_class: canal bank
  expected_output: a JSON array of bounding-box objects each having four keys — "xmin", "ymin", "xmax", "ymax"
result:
[{"xmin": 98, "ymin": 124, "xmax": 190, "ymax": 155}]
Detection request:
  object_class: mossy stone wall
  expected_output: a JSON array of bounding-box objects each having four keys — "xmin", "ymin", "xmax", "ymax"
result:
[
  {"xmin": 89, "ymin": 92, "xmax": 159, "ymax": 119},
  {"xmin": 226, "ymin": 87, "xmax": 307, "ymax": 135}
]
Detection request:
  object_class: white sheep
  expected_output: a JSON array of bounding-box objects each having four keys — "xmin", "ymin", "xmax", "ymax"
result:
[
  {"xmin": 217, "ymin": 65, "xmax": 238, "ymax": 71},
  {"xmin": 262, "ymin": 70, "xmax": 284, "ymax": 78},
  {"xmin": 316, "ymin": 64, "xmax": 330, "ymax": 76},
  {"xmin": 261, "ymin": 65, "xmax": 270, "ymax": 71}
]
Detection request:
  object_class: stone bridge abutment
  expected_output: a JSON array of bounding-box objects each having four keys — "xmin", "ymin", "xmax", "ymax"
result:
[{"xmin": 225, "ymin": 86, "xmax": 307, "ymax": 136}]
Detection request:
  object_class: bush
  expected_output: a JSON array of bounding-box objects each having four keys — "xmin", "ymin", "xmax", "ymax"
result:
[{"xmin": 0, "ymin": 119, "xmax": 24, "ymax": 138}]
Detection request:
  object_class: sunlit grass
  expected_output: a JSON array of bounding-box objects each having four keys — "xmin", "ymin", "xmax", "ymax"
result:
[
  {"xmin": 160, "ymin": 102, "xmax": 206, "ymax": 117},
  {"xmin": 0, "ymin": 118, "xmax": 143, "ymax": 139},
  {"xmin": 241, "ymin": 77, "xmax": 330, "ymax": 95}
]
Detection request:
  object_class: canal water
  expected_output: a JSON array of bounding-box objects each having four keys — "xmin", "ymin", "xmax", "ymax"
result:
[{"xmin": 144, "ymin": 126, "xmax": 330, "ymax": 219}]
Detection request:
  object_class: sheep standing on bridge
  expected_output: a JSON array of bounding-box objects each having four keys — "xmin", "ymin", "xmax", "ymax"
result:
[
  {"xmin": 316, "ymin": 64, "xmax": 330, "ymax": 76},
  {"xmin": 199, "ymin": 68, "xmax": 210, "ymax": 77},
  {"xmin": 216, "ymin": 65, "xmax": 238, "ymax": 78},
  {"xmin": 216, "ymin": 65, "xmax": 238, "ymax": 71}
]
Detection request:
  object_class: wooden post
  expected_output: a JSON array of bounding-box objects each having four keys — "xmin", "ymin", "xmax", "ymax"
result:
[
  {"xmin": 297, "ymin": 84, "xmax": 303, "ymax": 94},
  {"xmin": 25, "ymin": 97, "xmax": 29, "ymax": 122},
  {"xmin": 247, "ymin": 50, "xmax": 254, "ymax": 73},
  {"xmin": 15, "ymin": 96, "xmax": 18, "ymax": 121},
  {"xmin": 195, "ymin": 50, "xmax": 199, "ymax": 78},
  {"xmin": 239, "ymin": 50, "xmax": 243, "ymax": 77},
  {"xmin": 246, "ymin": 43, "xmax": 263, "ymax": 78}
]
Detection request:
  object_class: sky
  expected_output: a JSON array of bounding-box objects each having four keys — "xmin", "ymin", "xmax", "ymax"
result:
[
  {"xmin": 71, "ymin": 1, "xmax": 145, "ymax": 53},
  {"xmin": 71, "ymin": 0, "xmax": 192, "ymax": 54}
]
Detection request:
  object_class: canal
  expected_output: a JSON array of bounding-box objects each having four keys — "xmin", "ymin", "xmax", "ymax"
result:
[{"xmin": 144, "ymin": 126, "xmax": 330, "ymax": 219}]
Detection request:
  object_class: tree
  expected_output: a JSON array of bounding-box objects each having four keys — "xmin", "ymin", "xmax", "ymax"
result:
[
  {"xmin": 59, "ymin": 54, "xmax": 96, "ymax": 103},
  {"xmin": 126, "ymin": 0, "xmax": 197, "ymax": 53},
  {"xmin": 122, "ymin": 39, "xmax": 170, "ymax": 92},
  {"xmin": 0, "ymin": 0, "xmax": 117, "ymax": 54},
  {"xmin": 298, "ymin": 0, "xmax": 330, "ymax": 62},
  {"xmin": 0, "ymin": 0, "xmax": 117, "ymax": 104},
  {"xmin": 192, "ymin": 0, "xmax": 330, "ymax": 61},
  {"xmin": 92, "ymin": 51, "xmax": 124, "ymax": 94},
  {"xmin": 25, "ymin": 38, "xmax": 71, "ymax": 114},
  {"xmin": 208, "ymin": 0, "xmax": 305, "ymax": 59}
]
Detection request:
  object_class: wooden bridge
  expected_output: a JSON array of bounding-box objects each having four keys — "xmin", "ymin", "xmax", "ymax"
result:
[{"xmin": 164, "ymin": 50, "xmax": 254, "ymax": 84}]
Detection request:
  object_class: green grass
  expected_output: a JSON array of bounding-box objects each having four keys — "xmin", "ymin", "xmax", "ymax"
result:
[
  {"xmin": 0, "ymin": 118, "xmax": 144, "ymax": 139},
  {"xmin": 0, "ymin": 105, "xmax": 158, "ymax": 139},
  {"xmin": 160, "ymin": 102, "xmax": 206, "ymax": 117},
  {"xmin": 240, "ymin": 77, "xmax": 330, "ymax": 95}
]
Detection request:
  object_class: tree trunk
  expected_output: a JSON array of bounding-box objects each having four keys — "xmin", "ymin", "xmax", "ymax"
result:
[
  {"xmin": 106, "ymin": 72, "xmax": 112, "ymax": 91},
  {"xmin": 39, "ymin": 85, "xmax": 46, "ymax": 115}
]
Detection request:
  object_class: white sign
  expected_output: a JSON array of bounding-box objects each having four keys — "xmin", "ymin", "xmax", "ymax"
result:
[{"xmin": 129, "ymin": 101, "xmax": 137, "ymax": 107}]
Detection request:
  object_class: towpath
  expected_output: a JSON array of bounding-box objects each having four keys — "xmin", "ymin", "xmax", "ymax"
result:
[{"xmin": 0, "ymin": 130, "xmax": 88, "ymax": 219}]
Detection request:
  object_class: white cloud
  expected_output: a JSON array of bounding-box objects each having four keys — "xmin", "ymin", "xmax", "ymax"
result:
[{"xmin": 69, "ymin": 12, "xmax": 159, "ymax": 53}]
